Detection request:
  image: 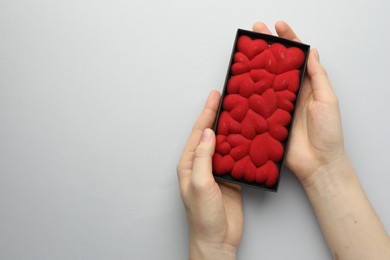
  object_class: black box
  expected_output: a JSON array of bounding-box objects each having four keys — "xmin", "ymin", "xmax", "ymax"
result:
[{"xmin": 212, "ymin": 29, "xmax": 310, "ymax": 192}]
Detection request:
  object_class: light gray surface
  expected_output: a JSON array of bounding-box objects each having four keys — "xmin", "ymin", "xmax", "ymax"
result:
[{"xmin": 1, "ymin": 0, "xmax": 389, "ymax": 259}]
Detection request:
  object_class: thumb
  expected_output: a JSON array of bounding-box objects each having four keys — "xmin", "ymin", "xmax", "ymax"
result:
[
  {"xmin": 191, "ymin": 128, "xmax": 216, "ymax": 189},
  {"xmin": 307, "ymin": 49, "xmax": 337, "ymax": 103}
]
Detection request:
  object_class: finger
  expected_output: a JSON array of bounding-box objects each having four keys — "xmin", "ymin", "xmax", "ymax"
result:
[
  {"xmin": 191, "ymin": 128, "xmax": 216, "ymax": 189},
  {"xmin": 275, "ymin": 21, "xmax": 301, "ymax": 42},
  {"xmin": 177, "ymin": 91, "xmax": 221, "ymax": 184},
  {"xmin": 295, "ymin": 76, "xmax": 311, "ymax": 108},
  {"xmin": 252, "ymin": 21, "xmax": 273, "ymax": 35},
  {"xmin": 306, "ymin": 49, "xmax": 337, "ymax": 103}
]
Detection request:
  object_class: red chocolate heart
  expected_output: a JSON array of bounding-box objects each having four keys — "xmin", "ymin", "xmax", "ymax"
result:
[
  {"xmin": 227, "ymin": 134, "xmax": 251, "ymax": 147},
  {"xmin": 231, "ymin": 156, "xmax": 256, "ymax": 182},
  {"xmin": 268, "ymin": 124, "xmax": 288, "ymax": 141},
  {"xmin": 238, "ymin": 77, "xmax": 255, "ymax": 97},
  {"xmin": 248, "ymin": 89, "xmax": 278, "ymax": 118},
  {"xmin": 227, "ymin": 74, "xmax": 251, "ymax": 94},
  {"xmin": 276, "ymin": 92, "xmax": 295, "ymax": 112},
  {"xmin": 237, "ymin": 36, "xmax": 268, "ymax": 60},
  {"xmin": 213, "ymin": 153, "xmax": 234, "ymax": 174},
  {"xmin": 230, "ymin": 145, "xmax": 250, "ymax": 161},
  {"xmin": 256, "ymin": 160, "xmax": 279, "ymax": 186},
  {"xmin": 231, "ymin": 52, "xmax": 252, "ymax": 75},
  {"xmin": 273, "ymin": 70, "xmax": 300, "ymax": 92},
  {"xmin": 217, "ymin": 111, "xmax": 241, "ymax": 135},
  {"xmin": 267, "ymin": 109, "xmax": 291, "ymax": 127},
  {"xmin": 266, "ymin": 133, "xmax": 284, "ymax": 162},
  {"xmin": 215, "ymin": 135, "xmax": 231, "ymax": 155},
  {"xmin": 269, "ymin": 43, "xmax": 305, "ymax": 74},
  {"xmin": 259, "ymin": 161, "xmax": 279, "ymax": 187},
  {"xmin": 241, "ymin": 110, "xmax": 268, "ymax": 139},
  {"xmin": 223, "ymin": 94, "xmax": 249, "ymax": 122},
  {"xmin": 249, "ymin": 133, "xmax": 269, "ymax": 167},
  {"xmin": 277, "ymin": 90, "xmax": 296, "ymax": 102},
  {"xmin": 251, "ymin": 49, "xmax": 278, "ymax": 73}
]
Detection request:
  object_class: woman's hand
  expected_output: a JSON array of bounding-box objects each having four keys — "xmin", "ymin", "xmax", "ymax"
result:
[
  {"xmin": 255, "ymin": 22, "xmax": 390, "ymax": 260},
  {"xmin": 252, "ymin": 21, "xmax": 349, "ymax": 188},
  {"xmin": 177, "ymin": 91, "xmax": 243, "ymax": 260}
]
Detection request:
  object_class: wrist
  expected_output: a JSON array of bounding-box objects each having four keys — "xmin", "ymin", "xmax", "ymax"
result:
[
  {"xmin": 301, "ymin": 154, "xmax": 355, "ymax": 198},
  {"xmin": 189, "ymin": 239, "xmax": 237, "ymax": 260}
]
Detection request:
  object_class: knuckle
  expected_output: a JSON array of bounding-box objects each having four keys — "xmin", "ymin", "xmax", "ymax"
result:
[
  {"xmin": 194, "ymin": 144, "xmax": 209, "ymax": 159},
  {"xmin": 320, "ymin": 66, "xmax": 328, "ymax": 76}
]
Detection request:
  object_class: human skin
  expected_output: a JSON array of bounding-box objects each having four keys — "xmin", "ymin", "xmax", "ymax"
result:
[{"xmin": 177, "ymin": 21, "xmax": 390, "ymax": 260}]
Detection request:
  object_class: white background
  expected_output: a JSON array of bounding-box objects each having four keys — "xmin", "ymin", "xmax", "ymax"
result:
[{"xmin": 1, "ymin": 0, "xmax": 389, "ymax": 259}]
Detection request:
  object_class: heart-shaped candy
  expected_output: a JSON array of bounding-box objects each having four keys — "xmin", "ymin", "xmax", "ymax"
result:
[
  {"xmin": 265, "ymin": 168, "xmax": 279, "ymax": 187},
  {"xmin": 237, "ymin": 36, "xmax": 268, "ymax": 60},
  {"xmin": 240, "ymin": 110, "xmax": 268, "ymax": 139},
  {"xmin": 227, "ymin": 74, "xmax": 251, "ymax": 94},
  {"xmin": 273, "ymin": 70, "xmax": 300, "ymax": 92},
  {"xmin": 251, "ymin": 49, "xmax": 278, "ymax": 73},
  {"xmin": 248, "ymin": 88, "xmax": 278, "ymax": 118},
  {"xmin": 269, "ymin": 43, "xmax": 305, "ymax": 74},
  {"xmin": 231, "ymin": 156, "xmax": 257, "ymax": 182},
  {"xmin": 215, "ymin": 135, "xmax": 231, "ymax": 155},
  {"xmin": 231, "ymin": 52, "xmax": 252, "ymax": 75},
  {"xmin": 249, "ymin": 133, "xmax": 269, "ymax": 167},
  {"xmin": 256, "ymin": 160, "xmax": 279, "ymax": 187},
  {"xmin": 213, "ymin": 153, "xmax": 234, "ymax": 174},
  {"xmin": 276, "ymin": 92, "xmax": 295, "ymax": 112},
  {"xmin": 223, "ymin": 94, "xmax": 249, "ymax": 122},
  {"xmin": 267, "ymin": 109, "xmax": 291, "ymax": 127},
  {"xmin": 217, "ymin": 111, "xmax": 241, "ymax": 135}
]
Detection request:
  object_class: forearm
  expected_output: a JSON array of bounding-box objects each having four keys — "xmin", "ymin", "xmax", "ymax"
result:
[
  {"xmin": 303, "ymin": 157, "xmax": 390, "ymax": 260},
  {"xmin": 189, "ymin": 239, "xmax": 237, "ymax": 260}
]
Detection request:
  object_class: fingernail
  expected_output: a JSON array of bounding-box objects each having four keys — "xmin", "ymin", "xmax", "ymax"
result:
[
  {"xmin": 313, "ymin": 48, "xmax": 320, "ymax": 62},
  {"xmin": 201, "ymin": 128, "xmax": 212, "ymax": 142}
]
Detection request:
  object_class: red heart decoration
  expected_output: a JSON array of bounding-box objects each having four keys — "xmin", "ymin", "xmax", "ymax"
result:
[
  {"xmin": 276, "ymin": 92, "xmax": 295, "ymax": 112},
  {"xmin": 268, "ymin": 124, "xmax": 288, "ymax": 142},
  {"xmin": 237, "ymin": 36, "xmax": 268, "ymax": 59},
  {"xmin": 227, "ymin": 134, "xmax": 251, "ymax": 147},
  {"xmin": 227, "ymin": 73, "xmax": 251, "ymax": 94},
  {"xmin": 249, "ymin": 133, "xmax": 269, "ymax": 167},
  {"xmin": 217, "ymin": 111, "xmax": 241, "ymax": 135},
  {"xmin": 231, "ymin": 156, "xmax": 257, "ymax": 182},
  {"xmin": 267, "ymin": 109, "xmax": 291, "ymax": 127},
  {"xmin": 226, "ymin": 134, "xmax": 252, "ymax": 162},
  {"xmin": 248, "ymin": 89, "xmax": 278, "ymax": 118},
  {"xmin": 238, "ymin": 77, "xmax": 255, "ymax": 97},
  {"xmin": 265, "ymin": 167, "xmax": 279, "ymax": 187},
  {"xmin": 213, "ymin": 153, "xmax": 234, "ymax": 174},
  {"xmin": 269, "ymin": 43, "xmax": 305, "ymax": 74},
  {"xmin": 230, "ymin": 145, "xmax": 250, "ymax": 161},
  {"xmin": 231, "ymin": 52, "xmax": 252, "ymax": 75},
  {"xmin": 277, "ymin": 90, "xmax": 296, "ymax": 102},
  {"xmin": 257, "ymin": 161, "xmax": 279, "ymax": 187},
  {"xmin": 223, "ymin": 94, "xmax": 249, "ymax": 122},
  {"xmin": 273, "ymin": 70, "xmax": 300, "ymax": 92},
  {"xmin": 215, "ymin": 135, "xmax": 231, "ymax": 155},
  {"xmin": 265, "ymin": 133, "xmax": 284, "ymax": 162},
  {"xmin": 241, "ymin": 110, "xmax": 268, "ymax": 139},
  {"xmin": 251, "ymin": 49, "xmax": 278, "ymax": 73}
]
